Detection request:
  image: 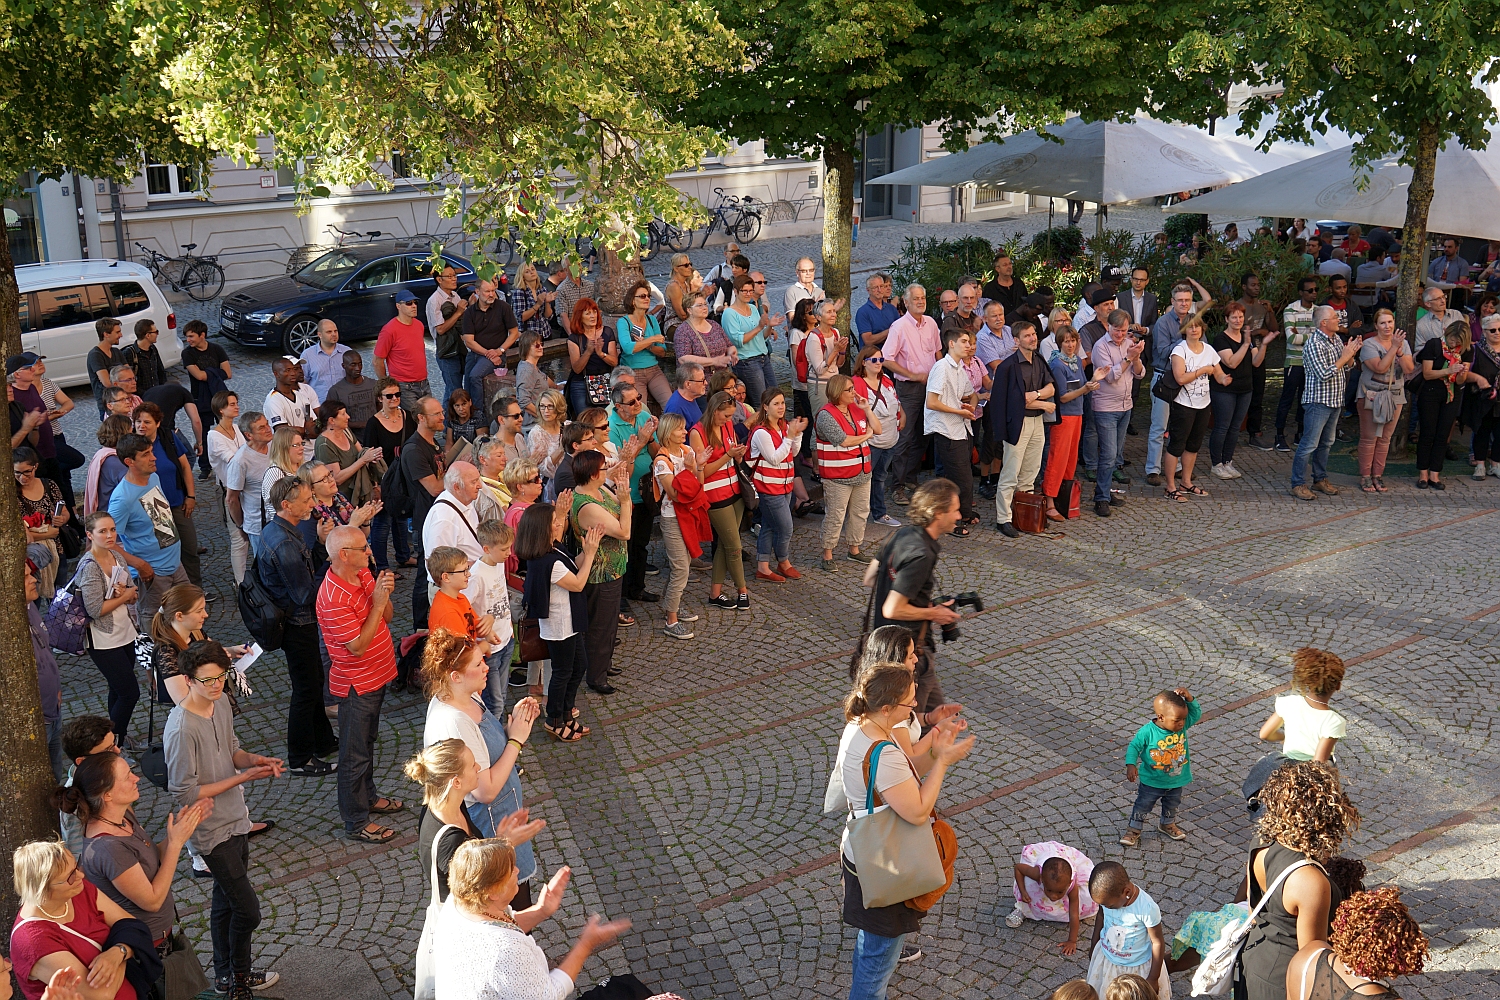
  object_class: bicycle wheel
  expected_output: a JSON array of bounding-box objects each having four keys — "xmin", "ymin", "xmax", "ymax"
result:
[
  {"xmin": 184, "ymin": 260, "xmax": 226, "ymax": 301},
  {"xmin": 664, "ymin": 221, "xmax": 692, "ymax": 253},
  {"xmin": 735, "ymin": 211, "xmax": 762, "ymax": 244}
]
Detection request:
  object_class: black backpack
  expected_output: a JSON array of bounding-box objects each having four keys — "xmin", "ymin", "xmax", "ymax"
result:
[
  {"xmin": 381, "ymin": 456, "xmax": 413, "ymax": 519},
  {"xmin": 236, "ymin": 554, "xmax": 286, "ymax": 651}
]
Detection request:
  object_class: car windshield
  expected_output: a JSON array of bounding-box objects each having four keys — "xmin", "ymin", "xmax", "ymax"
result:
[{"xmin": 294, "ymin": 250, "xmax": 363, "ymax": 290}]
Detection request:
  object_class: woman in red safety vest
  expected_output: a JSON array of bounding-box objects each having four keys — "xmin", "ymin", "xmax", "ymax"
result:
[
  {"xmin": 814, "ymin": 374, "xmax": 881, "ymax": 573},
  {"xmin": 747, "ymin": 386, "xmax": 810, "ymax": 583},
  {"xmin": 689, "ymin": 391, "xmax": 751, "ymax": 610}
]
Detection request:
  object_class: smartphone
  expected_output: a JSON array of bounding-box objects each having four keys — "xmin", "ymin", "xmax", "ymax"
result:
[{"xmin": 54, "ymin": 501, "xmax": 66, "ymax": 520}]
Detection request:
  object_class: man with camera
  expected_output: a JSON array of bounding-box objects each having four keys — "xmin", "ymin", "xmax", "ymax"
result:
[{"xmin": 865, "ymin": 477, "xmax": 965, "ymax": 713}]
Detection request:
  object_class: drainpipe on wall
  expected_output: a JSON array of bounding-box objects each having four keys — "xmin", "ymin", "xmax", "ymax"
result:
[{"xmin": 108, "ymin": 180, "xmax": 126, "ymax": 259}]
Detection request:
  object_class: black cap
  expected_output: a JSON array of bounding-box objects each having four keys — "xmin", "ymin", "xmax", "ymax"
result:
[{"xmin": 1088, "ymin": 287, "xmax": 1117, "ymax": 308}]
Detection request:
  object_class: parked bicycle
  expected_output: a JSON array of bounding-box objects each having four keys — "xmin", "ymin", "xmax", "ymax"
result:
[
  {"xmin": 684, "ymin": 188, "xmax": 762, "ymax": 248},
  {"xmin": 134, "ymin": 242, "xmax": 226, "ymax": 301},
  {"xmin": 573, "ymin": 219, "xmax": 691, "ymax": 264},
  {"xmin": 284, "ymin": 224, "xmax": 386, "ymax": 273}
]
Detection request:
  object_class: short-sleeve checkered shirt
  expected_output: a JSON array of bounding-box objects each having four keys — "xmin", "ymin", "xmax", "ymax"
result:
[{"xmin": 1300, "ymin": 330, "xmax": 1348, "ymax": 408}]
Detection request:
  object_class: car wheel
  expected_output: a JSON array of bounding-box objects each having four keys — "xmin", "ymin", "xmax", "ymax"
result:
[{"xmin": 283, "ymin": 315, "xmax": 321, "ymax": 355}]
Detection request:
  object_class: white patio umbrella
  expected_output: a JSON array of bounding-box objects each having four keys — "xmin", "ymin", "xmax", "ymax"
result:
[
  {"xmin": 1163, "ymin": 139, "xmax": 1500, "ymax": 240},
  {"xmin": 862, "ymin": 115, "xmax": 1298, "ymax": 203}
]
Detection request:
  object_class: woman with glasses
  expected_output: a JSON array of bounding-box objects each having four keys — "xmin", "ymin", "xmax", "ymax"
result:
[
  {"xmin": 76, "ymin": 511, "xmax": 140, "ymax": 748},
  {"xmin": 361, "ymin": 378, "xmax": 417, "ymax": 572},
  {"xmin": 256, "ymin": 426, "xmax": 305, "ymax": 539},
  {"xmin": 515, "ymin": 332, "xmax": 561, "ymax": 430},
  {"xmin": 675, "ymin": 291, "xmax": 736, "ymax": 378},
  {"xmin": 1042, "ymin": 326, "xmax": 1095, "ymax": 521},
  {"xmin": 297, "ymin": 460, "xmax": 380, "ymax": 578},
  {"xmin": 652, "ymin": 413, "xmax": 699, "ymax": 640},
  {"xmin": 1468, "ymin": 317, "xmax": 1500, "ymax": 478},
  {"xmin": 690, "ymin": 391, "xmax": 751, "ymax": 610},
  {"xmin": 84, "ymin": 415, "xmax": 135, "ymax": 518},
  {"xmin": 814, "ymin": 375, "xmax": 879, "ymax": 571},
  {"xmin": 313, "ymin": 399, "xmax": 382, "ymax": 509},
  {"xmin": 616, "ymin": 279, "xmax": 673, "ymax": 407},
  {"xmin": 724, "ymin": 273, "xmax": 786, "ymax": 407},
  {"xmin": 525, "ymin": 389, "xmax": 567, "ymax": 481},
  {"xmin": 854, "ymin": 345, "xmax": 903, "ymax": 527},
  {"xmin": 8, "ymin": 840, "xmax": 150, "ymax": 1000},
  {"xmin": 565, "ymin": 297, "xmax": 618, "ymax": 417},
  {"xmin": 15, "ymin": 445, "xmax": 68, "ymax": 597},
  {"xmin": 1414, "ymin": 321, "xmax": 1474, "ymax": 489}
]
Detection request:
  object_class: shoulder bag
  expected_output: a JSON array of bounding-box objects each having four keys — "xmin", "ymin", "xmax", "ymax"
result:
[
  {"xmin": 1151, "ymin": 363, "xmax": 1182, "ymax": 403},
  {"xmin": 844, "ymin": 740, "xmax": 946, "ymax": 909},
  {"xmin": 160, "ymin": 929, "xmax": 211, "ymax": 1000},
  {"xmin": 44, "ymin": 562, "xmax": 93, "ymax": 655},
  {"xmin": 1190, "ymin": 855, "xmax": 1322, "ymax": 996},
  {"xmin": 414, "ymin": 823, "xmax": 462, "ymax": 1000}
]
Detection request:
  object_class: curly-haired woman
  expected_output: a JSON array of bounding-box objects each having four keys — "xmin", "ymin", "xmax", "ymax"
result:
[
  {"xmin": 1236, "ymin": 760, "xmax": 1361, "ymax": 1000},
  {"xmin": 1258, "ymin": 648, "xmax": 1347, "ymax": 763},
  {"xmin": 1286, "ymin": 886, "xmax": 1427, "ymax": 999}
]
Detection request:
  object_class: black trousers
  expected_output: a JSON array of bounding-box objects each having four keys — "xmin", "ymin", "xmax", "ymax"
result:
[
  {"xmin": 1274, "ymin": 366, "xmax": 1306, "ymax": 438},
  {"xmin": 1246, "ymin": 362, "xmax": 1268, "ymax": 435},
  {"xmin": 623, "ymin": 488, "xmax": 658, "ymax": 600},
  {"xmin": 283, "ymin": 622, "xmax": 336, "ymax": 766},
  {"xmin": 202, "ymin": 834, "xmax": 261, "ymax": 982},
  {"xmin": 932, "ymin": 433, "xmax": 975, "ymax": 519},
  {"xmin": 1415, "ymin": 394, "xmax": 1461, "ymax": 472},
  {"xmin": 545, "ymin": 632, "xmax": 588, "ymax": 727}
]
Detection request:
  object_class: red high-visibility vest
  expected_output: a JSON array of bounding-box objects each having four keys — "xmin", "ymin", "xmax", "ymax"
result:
[
  {"xmin": 814, "ymin": 404, "xmax": 871, "ymax": 479},
  {"xmin": 693, "ymin": 422, "xmax": 741, "ymax": 504},
  {"xmin": 751, "ymin": 423, "xmax": 796, "ymax": 495}
]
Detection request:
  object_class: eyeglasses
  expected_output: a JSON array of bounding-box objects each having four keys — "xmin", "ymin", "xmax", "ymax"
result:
[
  {"xmin": 340, "ymin": 544, "xmax": 371, "ymax": 554},
  {"xmin": 50, "ymin": 863, "xmax": 82, "ymax": 887},
  {"xmin": 192, "ymin": 670, "xmax": 231, "ymax": 687},
  {"xmin": 310, "ymin": 474, "xmax": 332, "ymax": 487},
  {"xmin": 685, "ymin": 377, "xmax": 706, "ymax": 385},
  {"xmin": 380, "ymin": 392, "xmax": 401, "ymax": 400},
  {"xmin": 14, "ymin": 467, "xmax": 36, "ymax": 478}
]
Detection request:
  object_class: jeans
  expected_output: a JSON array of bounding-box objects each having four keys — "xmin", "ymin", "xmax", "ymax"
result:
[
  {"xmin": 336, "ymin": 683, "xmax": 386, "ymax": 835},
  {"xmin": 1208, "ymin": 389, "xmax": 1252, "ymax": 465},
  {"xmin": 932, "ymin": 433, "xmax": 975, "ymax": 520},
  {"xmin": 544, "ymin": 632, "xmax": 588, "ymax": 727},
  {"xmin": 1275, "ymin": 366, "xmax": 1306, "ymax": 438},
  {"xmin": 1091, "ymin": 409, "xmax": 1132, "ymax": 503},
  {"xmin": 1291, "ymin": 402, "xmax": 1339, "ymax": 487},
  {"xmin": 660, "ymin": 516, "xmax": 692, "ymax": 616},
  {"xmin": 88, "ymin": 642, "xmax": 139, "ymax": 744},
  {"xmin": 464, "ymin": 353, "xmax": 498, "ymax": 417},
  {"xmin": 45, "ymin": 715, "xmax": 67, "ymax": 783},
  {"xmin": 757, "ymin": 491, "xmax": 794, "ymax": 563},
  {"xmin": 848, "ymin": 930, "xmax": 906, "ymax": 1000},
  {"xmin": 283, "ymin": 623, "xmax": 336, "ymax": 766},
  {"xmin": 888, "ymin": 381, "xmax": 928, "ymax": 489},
  {"xmin": 482, "ymin": 637, "xmax": 516, "ymax": 717},
  {"xmin": 868, "ymin": 446, "xmax": 895, "ymax": 519},
  {"xmin": 566, "ymin": 380, "xmax": 590, "ymax": 420},
  {"xmin": 1146, "ymin": 374, "xmax": 1170, "ymax": 474},
  {"xmin": 436, "ymin": 354, "xmax": 466, "ymax": 410},
  {"xmin": 369, "ymin": 510, "xmax": 412, "ymax": 570},
  {"xmin": 734, "ymin": 355, "xmax": 777, "ymax": 409},
  {"xmin": 202, "ymin": 834, "xmax": 260, "ymax": 981},
  {"xmin": 193, "ymin": 407, "xmax": 214, "ymax": 475},
  {"xmin": 1129, "ymin": 783, "xmax": 1183, "ymax": 830}
]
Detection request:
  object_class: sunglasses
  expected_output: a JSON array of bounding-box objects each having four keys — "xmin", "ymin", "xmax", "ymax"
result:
[
  {"xmin": 503, "ymin": 411, "xmax": 523, "ymax": 419},
  {"xmin": 381, "ymin": 392, "xmax": 401, "ymax": 400}
]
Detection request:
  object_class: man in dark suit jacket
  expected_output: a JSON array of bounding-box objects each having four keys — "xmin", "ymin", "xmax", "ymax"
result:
[{"xmin": 1120, "ymin": 265, "xmax": 1158, "ymax": 435}]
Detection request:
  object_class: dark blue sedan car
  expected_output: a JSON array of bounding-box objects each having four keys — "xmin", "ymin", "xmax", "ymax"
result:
[{"xmin": 219, "ymin": 244, "xmax": 477, "ymax": 353}]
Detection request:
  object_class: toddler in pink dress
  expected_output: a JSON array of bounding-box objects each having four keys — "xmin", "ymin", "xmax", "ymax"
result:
[{"xmin": 1007, "ymin": 841, "xmax": 1099, "ymax": 955}]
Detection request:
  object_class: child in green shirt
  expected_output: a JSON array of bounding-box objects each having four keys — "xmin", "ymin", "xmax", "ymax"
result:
[{"xmin": 1121, "ymin": 687, "xmax": 1201, "ymax": 846}]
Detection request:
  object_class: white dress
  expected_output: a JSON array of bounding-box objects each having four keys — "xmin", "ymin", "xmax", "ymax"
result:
[{"xmin": 432, "ymin": 899, "xmax": 574, "ymax": 1000}]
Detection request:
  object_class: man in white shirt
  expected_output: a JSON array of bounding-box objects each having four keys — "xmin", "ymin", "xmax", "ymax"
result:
[
  {"xmin": 427, "ymin": 266, "xmax": 468, "ymax": 405},
  {"xmin": 924, "ymin": 327, "xmax": 979, "ymax": 523},
  {"xmin": 1414, "ymin": 286, "xmax": 1464, "ymax": 356},
  {"xmin": 421, "ymin": 461, "xmax": 485, "ymax": 598},
  {"xmin": 784, "ymin": 257, "xmax": 825, "ymax": 318},
  {"xmin": 1317, "ymin": 249, "xmax": 1353, "ymax": 281},
  {"xmin": 297, "ymin": 320, "xmax": 350, "ymax": 402},
  {"xmin": 226, "ymin": 411, "xmax": 273, "ymax": 563},
  {"xmin": 263, "ymin": 357, "xmax": 319, "ymax": 461}
]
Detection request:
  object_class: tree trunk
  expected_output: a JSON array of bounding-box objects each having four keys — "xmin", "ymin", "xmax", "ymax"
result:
[
  {"xmin": 1395, "ymin": 119, "xmax": 1440, "ymax": 337},
  {"xmin": 0, "ymin": 231, "xmax": 60, "ymax": 932},
  {"xmin": 822, "ymin": 140, "xmax": 855, "ymax": 342},
  {"xmin": 595, "ymin": 243, "xmax": 644, "ymax": 322}
]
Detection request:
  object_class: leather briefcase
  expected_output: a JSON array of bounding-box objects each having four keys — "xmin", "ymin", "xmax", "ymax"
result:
[{"xmin": 1013, "ymin": 491, "xmax": 1048, "ymax": 534}]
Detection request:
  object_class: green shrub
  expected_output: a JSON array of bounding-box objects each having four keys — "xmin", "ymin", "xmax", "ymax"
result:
[
  {"xmin": 1029, "ymin": 226, "xmax": 1086, "ymax": 263},
  {"xmin": 888, "ymin": 235, "xmax": 995, "ymax": 294},
  {"xmin": 1162, "ymin": 213, "xmax": 1208, "ymax": 247}
]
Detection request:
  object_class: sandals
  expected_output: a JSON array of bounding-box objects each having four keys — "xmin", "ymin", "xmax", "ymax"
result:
[
  {"xmin": 369, "ymin": 798, "xmax": 404, "ymax": 815},
  {"xmin": 617, "ymin": 612, "xmax": 636, "ymax": 628},
  {"xmin": 545, "ymin": 720, "xmax": 586, "ymax": 742},
  {"xmin": 1360, "ymin": 476, "xmax": 1378, "ymax": 494},
  {"xmin": 950, "ymin": 524, "xmax": 970, "ymax": 537},
  {"xmin": 1163, "ymin": 489, "xmax": 1189, "ymax": 503},
  {"xmin": 568, "ymin": 708, "xmax": 591, "ymax": 734},
  {"xmin": 1180, "ymin": 483, "xmax": 1209, "ymax": 497},
  {"xmin": 349, "ymin": 824, "xmax": 396, "ymax": 843}
]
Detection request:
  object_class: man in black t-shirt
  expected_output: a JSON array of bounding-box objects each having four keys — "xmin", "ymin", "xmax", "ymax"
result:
[
  {"xmin": 981, "ymin": 249, "xmax": 1029, "ymax": 314},
  {"xmin": 325, "ymin": 351, "xmax": 379, "ymax": 433},
  {"xmin": 870, "ymin": 478, "xmax": 963, "ymax": 713},
  {"xmin": 401, "ymin": 396, "xmax": 447, "ymax": 627},
  {"xmin": 120, "ymin": 318, "xmax": 168, "ymax": 393},
  {"xmin": 181, "ymin": 320, "xmax": 232, "ymax": 475},
  {"xmin": 87, "ymin": 318, "xmax": 125, "ymax": 418}
]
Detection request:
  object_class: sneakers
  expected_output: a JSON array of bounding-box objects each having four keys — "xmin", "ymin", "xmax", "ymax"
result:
[
  {"xmin": 1274, "ymin": 436, "xmax": 1291, "ymax": 453},
  {"xmin": 1082, "ymin": 469, "xmax": 1097, "ymax": 482},
  {"xmin": 1112, "ymin": 468, "xmax": 1130, "ymax": 484},
  {"xmin": 1475, "ymin": 466, "xmax": 1488, "ymax": 481},
  {"xmin": 1211, "ymin": 463, "xmax": 1234, "ymax": 480},
  {"xmin": 1159, "ymin": 823, "xmax": 1188, "ymax": 841},
  {"xmin": 677, "ymin": 610, "xmax": 700, "ymax": 622},
  {"xmin": 736, "ymin": 592, "xmax": 750, "ymax": 611},
  {"xmin": 662, "ymin": 621, "xmax": 694, "ymax": 640},
  {"xmin": 1291, "ymin": 485, "xmax": 1316, "ymax": 500},
  {"xmin": 1224, "ymin": 462, "xmax": 1243, "ymax": 479},
  {"xmin": 892, "ymin": 486, "xmax": 912, "ymax": 506},
  {"xmin": 508, "ymin": 667, "xmax": 528, "ymax": 687},
  {"xmin": 708, "ymin": 593, "xmax": 737, "ymax": 609},
  {"xmin": 1250, "ymin": 434, "xmax": 1272, "ymax": 451},
  {"xmin": 820, "ymin": 557, "xmax": 837, "ymax": 572},
  {"xmin": 1119, "ymin": 829, "xmax": 1141, "ymax": 847},
  {"xmin": 215, "ymin": 970, "xmax": 280, "ymax": 995},
  {"xmin": 1312, "ymin": 479, "xmax": 1340, "ymax": 495},
  {"xmin": 897, "ymin": 943, "xmax": 924, "ymax": 964},
  {"xmin": 1490, "ymin": 462, "xmax": 1499, "ymax": 478},
  {"xmin": 1005, "ymin": 904, "xmax": 1026, "ymax": 929},
  {"xmin": 644, "ymin": 562, "xmax": 661, "ymax": 576},
  {"xmin": 872, "ymin": 514, "xmax": 902, "ymax": 527}
]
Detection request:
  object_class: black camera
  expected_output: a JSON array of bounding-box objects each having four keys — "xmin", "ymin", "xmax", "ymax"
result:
[{"xmin": 935, "ymin": 591, "xmax": 984, "ymax": 643}]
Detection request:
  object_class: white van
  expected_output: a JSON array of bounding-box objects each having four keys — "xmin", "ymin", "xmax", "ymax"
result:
[{"xmin": 15, "ymin": 259, "xmax": 182, "ymax": 388}]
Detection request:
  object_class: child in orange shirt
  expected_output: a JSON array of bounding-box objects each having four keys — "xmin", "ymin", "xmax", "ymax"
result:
[{"xmin": 426, "ymin": 546, "xmax": 495, "ymax": 643}]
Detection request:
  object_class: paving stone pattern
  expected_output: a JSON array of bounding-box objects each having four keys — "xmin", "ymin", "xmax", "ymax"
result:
[{"xmin": 47, "ymin": 221, "xmax": 1500, "ymax": 998}]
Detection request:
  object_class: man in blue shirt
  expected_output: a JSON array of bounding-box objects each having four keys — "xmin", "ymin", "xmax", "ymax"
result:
[
  {"xmin": 1428, "ymin": 236, "xmax": 1471, "ymax": 284},
  {"xmin": 854, "ymin": 273, "xmax": 899, "ymax": 350},
  {"xmin": 608, "ymin": 383, "xmax": 660, "ymax": 604},
  {"xmin": 663, "ymin": 362, "xmax": 707, "ymax": 426},
  {"xmin": 109, "ymin": 433, "xmax": 191, "ymax": 618},
  {"xmin": 298, "ymin": 319, "xmax": 351, "ymax": 401},
  {"xmin": 132, "ymin": 401, "xmax": 202, "ymax": 589},
  {"xmin": 1146, "ymin": 277, "xmax": 1209, "ymax": 483}
]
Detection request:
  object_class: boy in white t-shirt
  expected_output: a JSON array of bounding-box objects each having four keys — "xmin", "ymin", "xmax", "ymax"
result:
[
  {"xmin": 1258, "ymin": 646, "xmax": 1347, "ymax": 762},
  {"xmin": 464, "ymin": 519, "xmax": 517, "ymax": 715}
]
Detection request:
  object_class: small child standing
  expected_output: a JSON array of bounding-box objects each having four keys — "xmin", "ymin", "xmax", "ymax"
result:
[
  {"xmin": 1006, "ymin": 841, "xmax": 1098, "ymax": 955},
  {"xmin": 464, "ymin": 520, "xmax": 518, "ymax": 716},
  {"xmin": 1086, "ymin": 861, "xmax": 1169, "ymax": 1000},
  {"xmin": 426, "ymin": 546, "xmax": 494, "ymax": 643},
  {"xmin": 1258, "ymin": 646, "xmax": 1346, "ymax": 762},
  {"xmin": 1122, "ymin": 687, "xmax": 1201, "ymax": 846}
]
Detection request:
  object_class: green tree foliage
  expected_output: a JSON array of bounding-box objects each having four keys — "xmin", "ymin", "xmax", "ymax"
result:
[
  {"xmin": 145, "ymin": 0, "xmax": 741, "ymax": 268},
  {"xmin": 1172, "ymin": 1, "xmax": 1500, "ymax": 330}
]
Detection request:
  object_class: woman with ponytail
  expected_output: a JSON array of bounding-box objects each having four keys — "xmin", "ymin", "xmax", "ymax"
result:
[
  {"xmin": 149, "ymin": 584, "xmax": 250, "ymax": 707},
  {"xmin": 747, "ymin": 387, "xmax": 808, "ymax": 583}
]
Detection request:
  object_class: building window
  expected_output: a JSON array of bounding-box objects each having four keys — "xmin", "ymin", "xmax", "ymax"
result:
[
  {"xmin": 391, "ymin": 151, "xmax": 411, "ymax": 179},
  {"xmin": 145, "ymin": 160, "xmax": 200, "ymax": 198}
]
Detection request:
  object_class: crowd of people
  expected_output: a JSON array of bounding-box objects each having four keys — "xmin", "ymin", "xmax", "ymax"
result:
[{"xmin": 7, "ymin": 225, "xmax": 1459, "ymax": 1000}]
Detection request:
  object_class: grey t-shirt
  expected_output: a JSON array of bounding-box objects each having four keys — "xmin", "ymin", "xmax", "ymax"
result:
[
  {"xmin": 164, "ymin": 700, "xmax": 251, "ymax": 855},
  {"xmin": 82, "ymin": 818, "xmax": 175, "ymax": 940},
  {"xmin": 326, "ymin": 377, "xmax": 380, "ymax": 431},
  {"xmin": 516, "ymin": 361, "xmax": 549, "ymax": 431},
  {"xmin": 225, "ymin": 445, "xmax": 273, "ymax": 536},
  {"xmin": 1357, "ymin": 337, "xmax": 1410, "ymax": 400}
]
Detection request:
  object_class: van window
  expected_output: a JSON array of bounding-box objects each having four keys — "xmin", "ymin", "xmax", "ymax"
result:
[
  {"xmin": 31, "ymin": 285, "xmax": 109, "ymax": 330},
  {"xmin": 106, "ymin": 282, "xmax": 150, "ymax": 317},
  {"xmin": 17, "ymin": 296, "xmax": 29, "ymax": 333}
]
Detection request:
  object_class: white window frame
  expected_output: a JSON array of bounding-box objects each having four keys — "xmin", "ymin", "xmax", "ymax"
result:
[{"xmin": 143, "ymin": 159, "xmax": 201, "ymax": 200}]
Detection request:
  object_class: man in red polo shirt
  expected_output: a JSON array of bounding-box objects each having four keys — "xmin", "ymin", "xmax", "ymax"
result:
[
  {"xmin": 317, "ymin": 524, "xmax": 401, "ymax": 842},
  {"xmin": 374, "ymin": 289, "xmax": 431, "ymax": 411}
]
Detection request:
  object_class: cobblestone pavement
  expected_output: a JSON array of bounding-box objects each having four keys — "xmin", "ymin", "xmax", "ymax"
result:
[{"xmin": 47, "ymin": 219, "xmax": 1500, "ymax": 999}]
